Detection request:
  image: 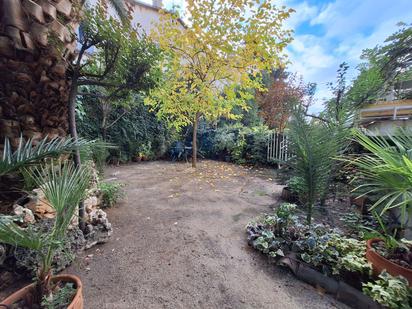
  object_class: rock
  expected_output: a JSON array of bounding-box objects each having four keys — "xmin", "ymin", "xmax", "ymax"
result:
[
  {"xmin": 88, "ymin": 209, "xmax": 107, "ymax": 223},
  {"xmin": 13, "ymin": 219, "xmax": 86, "ymax": 276},
  {"xmin": 85, "ymin": 223, "xmax": 93, "ymax": 234},
  {"xmin": 25, "ymin": 189, "xmax": 56, "ymax": 219},
  {"xmin": 32, "ymin": 188, "xmax": 45, "ymax": 199},
  {"xmin": 84, "ymin": 196, "xmax": 98, "ymax": 213},
  {"xmin": 68, "ymin": 205, "xmax": 79, "ymax": 229},
  {"xmin": 13, "ymin": 205, "xmax": 35, "ymax": 224},
  {"xmin": 83, "ymin": 161, "xmax": 100, "ymax": 192},
  {"xmin": 84, "ymin": 209, "xmax": 113, "ymax": 249},
  {"xmin": 31, "ymin": 202, "xmax": 55, "ymax": 216}
]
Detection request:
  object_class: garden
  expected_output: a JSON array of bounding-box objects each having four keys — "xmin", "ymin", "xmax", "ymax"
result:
[{"xmin": 0, "ymin": 0, "xmax": 412, "ymax": 308}]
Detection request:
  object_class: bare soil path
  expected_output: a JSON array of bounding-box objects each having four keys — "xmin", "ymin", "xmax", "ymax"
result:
[{"xmin": 67, "ymin": 160, "xmax": 346, "ymax": 309}]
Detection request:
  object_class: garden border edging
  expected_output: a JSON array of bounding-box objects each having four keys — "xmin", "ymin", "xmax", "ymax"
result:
[{"xmin": 277, "ymin": 253, "xmax": 381, "ymax": 309}]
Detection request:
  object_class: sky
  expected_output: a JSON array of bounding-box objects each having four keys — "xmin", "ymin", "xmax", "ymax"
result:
[{"xmin": 140, "ymin": 0, "xmax": 412, "ymax": 112}]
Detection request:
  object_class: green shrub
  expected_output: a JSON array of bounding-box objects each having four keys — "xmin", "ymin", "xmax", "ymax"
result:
[
  {"xmin": 99, "ymin": 182, "xmax": 124, "ymax": 208},
  {"xmin": 286, "ymin": 176, "xmax": 305, "ymax": 195},
  {"xmin": 245, "ymin": 125, "xmax": 270, "ymax": 165},
  {"xmin": 232, "ymin": 132, "xmax": 247, "ymax": 164},
  {"xmin": 363, "ymin": 272, "xmax": 412, "ymax": 309},
  {"xmin": 212, "ymin": 125, "xmax": 237, "ymax": 154},
  {"xmin": 77, "ymin": 95, "xmax": 172, "ymax": 163},
  {"xmin": 247, "ymin": 210, "xmax": 371, "ymax": 276},
  {"xmin": 79, "ymin": 139, "xmax": 112, "ymax": 175},
  {"xmin": 211, "ymin": 123, "xmax": 271, "ymax": 165}
]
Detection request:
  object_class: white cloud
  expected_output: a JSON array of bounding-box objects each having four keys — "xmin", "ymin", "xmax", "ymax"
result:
[
  {"xmin": 285, "ymin": 1, "xmax": 319, "ymax": 30},
  {"xmin": 282, "ymin": 0, "xmax": 412, "ymax": 113}
]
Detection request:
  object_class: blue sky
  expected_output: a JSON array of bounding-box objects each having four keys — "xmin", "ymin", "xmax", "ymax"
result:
[{"xmin": 141, "ymin": 0, "xmax": 412, "ymax": 112}]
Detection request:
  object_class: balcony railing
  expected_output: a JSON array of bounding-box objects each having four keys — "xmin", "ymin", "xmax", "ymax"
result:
[{"xmin": 359, "ymin": 100, "xmax": 412, "ymax": 122}]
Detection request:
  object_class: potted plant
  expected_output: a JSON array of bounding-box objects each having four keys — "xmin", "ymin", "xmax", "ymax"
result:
[
  {"xmin": 366, "ymin": 238, "xmax": 412, "ymax": 284},
  {"xmin": 363, "ymin": 213, "xmax": 412, "ymax": 285},
  {"xmin": 0, "ymin": 162, "xmax": 91, "ymax": 308},
  {"xmin": 0, "ymin": 136, "xmax": 91, "ymax": 308},
  {"xmin": 349, "ymin": 129, "xmax": 412, "ymax": 284}
]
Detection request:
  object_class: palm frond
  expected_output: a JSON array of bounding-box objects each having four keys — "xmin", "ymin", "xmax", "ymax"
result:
[
  {"xmin": 287, "ymin": 109, "xmax": 345, "ymax": 223},
  {"xmin": 27, "ymin": 163, "xmax": 92, "ymax": 240},
  {"xmin": 0, "ymin": 136, "xmax": 92, "ymax": 176},
  {"xmin": 0, "ymin": 217, "xmax": 43, "ymax": 250},
  {"xmin": 350, "ymin": 128, "xmax": 412, "ymax": 220}
]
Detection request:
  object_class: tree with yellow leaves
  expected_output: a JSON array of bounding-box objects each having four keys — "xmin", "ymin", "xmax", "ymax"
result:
[{"xmin": 145, "ymin": 0, "xmax": 294, "ymax": 167}]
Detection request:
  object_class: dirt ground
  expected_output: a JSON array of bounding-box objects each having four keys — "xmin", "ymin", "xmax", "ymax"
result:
[{"xmin": 65, "ymin": 160, "xmax": 347, "ymax": 309}]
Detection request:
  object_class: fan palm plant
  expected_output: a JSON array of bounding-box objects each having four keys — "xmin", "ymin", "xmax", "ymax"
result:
[
  {"xmin": 350, "ymin": 129, "xmax": 412, "ymax": 227},
  {"xmin": 0, "ymin": 136, "xmax": 90, "ymax": 176},
  {"xmin": 0, "ymin": 162, "xmax": 91, "ymax": 302}
]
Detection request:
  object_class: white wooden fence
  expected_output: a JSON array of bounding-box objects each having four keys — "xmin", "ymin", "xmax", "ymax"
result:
[{"xmin": 267, "ymin": 131, "xmax": 290, "ymax": 163}]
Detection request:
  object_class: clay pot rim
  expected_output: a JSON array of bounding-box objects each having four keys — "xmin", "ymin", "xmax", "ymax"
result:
[
  {"xmin": 0, "ymin": 274, "xmax": 82, "ymax": 307},
  {"xmin": 366, "ymin": 238, "xmax": 412, "ymax": 273}
]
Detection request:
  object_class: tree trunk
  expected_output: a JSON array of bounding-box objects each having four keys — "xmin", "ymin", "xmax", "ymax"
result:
[
  {"xmin": 192, "ymin": 114, "xmax": 199, "ymax": 168},
  {"xmin": 306, "ymin": 203, "xmax": 313, "ymax": 225},
  {"xmin": 0, "ymin": 0, "xmax": 78, "ymax": 207},
  {"xmin": 100, "ymin": 101, "xmax": 111, "ymax": 141},
  {"xmin": 68, "ymin": 71, "xmax": 85, "ymax": 230},
  {"xmin": 0, "ymin": 0, "xmax": 77, "ymax": 149}
]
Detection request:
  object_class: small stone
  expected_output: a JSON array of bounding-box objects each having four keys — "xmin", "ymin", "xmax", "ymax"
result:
[
  {"xmin": 13, "ymin": 205, "xmax": 35, "ymax": 224},
  {"xmin": 24, "ymin": 188, "xmax": 56, "ymax": 219},
  {"xmin": 85, "ymin": 224, "xmax": 94, "ymax": 234},
  {"xmin": 84, "ymin": 196, "xmax": 98, "ymax": 213},
  {"xmin": 32, "ymin": 188, "xmax": 46, "ymax": 200}
]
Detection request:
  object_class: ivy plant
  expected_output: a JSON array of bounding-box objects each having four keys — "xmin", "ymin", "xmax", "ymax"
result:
[{"xmin": 363, "ymin": 272, "xmax": 412, "ymax": 309}]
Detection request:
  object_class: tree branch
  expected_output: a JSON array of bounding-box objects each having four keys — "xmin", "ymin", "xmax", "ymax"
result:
[
  {"xmin": 305, "ymin": 113, "xmax": 331, "ymax": 124},
  {"xmin": 77, "ymin": 79, "xmax": 118, "ymax": 87}
]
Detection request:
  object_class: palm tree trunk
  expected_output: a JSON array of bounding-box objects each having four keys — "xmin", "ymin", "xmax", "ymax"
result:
[
  {"xmin": 0, "ymin": 0, "xmax": 77, "ymax": 148},
  {"xmin": 0, "ymin": 0, "xmax": 84, "ymax": 222}
]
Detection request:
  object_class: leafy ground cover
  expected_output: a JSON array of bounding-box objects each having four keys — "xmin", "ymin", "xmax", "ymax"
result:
[{"xmin": 247, "ymin": 204, "xmax": 412, "ymax": 308}]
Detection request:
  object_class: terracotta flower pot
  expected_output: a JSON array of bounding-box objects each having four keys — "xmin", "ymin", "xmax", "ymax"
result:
[
  {"xmin": 1, "ymin": 274, "xmax": 83, "ymax": 308},
  {"xmin": 366, "ymin": 238, "xmax": 412, "ymax": 286}
]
